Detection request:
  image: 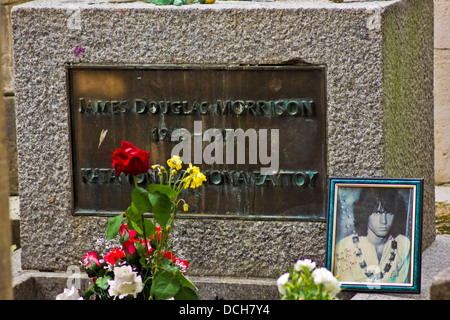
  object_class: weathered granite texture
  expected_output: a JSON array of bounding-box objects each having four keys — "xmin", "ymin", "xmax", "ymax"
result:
[
  {"xmin": 11, "ymin": 0, "xmax": 434, "ymax": 281},
  {"xmin": 430, "ymin": 267, "xmax": 450, "ymax": 300}
]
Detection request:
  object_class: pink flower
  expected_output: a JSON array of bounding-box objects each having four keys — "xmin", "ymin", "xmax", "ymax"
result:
[
  {"xmin": 83, "ymin": 251, "xmax": 101, "ymax": 268},
  {"xmin": 120, "ymin": 224, "xmax": 137, "ymax": 239},
  {"xmin": 74, "ymin": 45, "xmax": 85, "ymax": 57},
  {"xmin": 174, "ymin": 258, "xmax": 189, "ymax": 274},
  {"xmin": 104, "ymin": 248, "xmax": 126, "ymax": 265},
  {"xmin": 122, "ymin": 239, "xmax": 138, "ymax": 256},
  {"xmin": 162, "ymin": 251, "xmax": 189, "ymax": 273}
]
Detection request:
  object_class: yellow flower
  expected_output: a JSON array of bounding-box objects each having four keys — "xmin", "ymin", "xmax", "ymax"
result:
[
  {"xmin": 183, "ymin": 203, "xmax": 189, "ymax": 212},
  {"xmin": 182, "ymin": 164, "xmax": 206, "ymax": 189},
  {"xmin": 167, "ymin": 155, "xmax": 182, "ymax": 170},
  {"xmin": 183, "ymin": 177, "xmax": 191, "ymax": 189},
  {"xmin": 187, "ymin": 163, "xmax": 200, "ymax": 175},
  {"xmin": 190, "ymin": 172, "xmax": 207, "ymax": 189}
]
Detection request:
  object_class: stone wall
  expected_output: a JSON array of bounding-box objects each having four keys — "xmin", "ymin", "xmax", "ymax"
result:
[
  {"xmin": 0, "ymin": 0, "xmax": 26, "ymax": 196},
  {"xmin": 434, "ymin": 0, "xmax": 450, "ymax": 184},
  {"xmin": 11, "ymin": 1, "xmax": 435, "ymax": 280},
  {"xmin": 382, "ymin": 0, "xmax": 436, "ymax": 252},
  {"xmin": 3, "ymin": 1, "xmax": 449, "ymax": 191}
]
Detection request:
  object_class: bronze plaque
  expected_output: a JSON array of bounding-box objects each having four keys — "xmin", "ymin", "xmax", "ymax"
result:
[{"xmin": 67, "ymin": 64, "xmax": 326, "ymax": 220}]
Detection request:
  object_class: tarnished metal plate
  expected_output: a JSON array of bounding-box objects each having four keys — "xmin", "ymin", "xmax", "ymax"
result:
[{"xmin": 67, "ymin": 64, "xmax": 326, "ymax": 220}]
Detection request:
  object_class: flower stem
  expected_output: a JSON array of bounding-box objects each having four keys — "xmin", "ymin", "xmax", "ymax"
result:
[{"xmin": 132, "ymin": 175, "xmax": 151, "ymax": 259}]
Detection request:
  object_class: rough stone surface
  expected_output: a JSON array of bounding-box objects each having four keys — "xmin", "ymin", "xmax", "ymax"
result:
[
  {"xmin": 433, "ymin": 0, "xmax": 450, "ymax": 185},
  {"xmin": 11, "ymin": 0, "xmax": 435, "ymax": 281},
  {"xmin": 0, "ymin": 0, "xmax": 25, "ymax": 196},
  {"xmin": 430, "ymin": 267, "xmax": 450, "ymax": 300},
  {"xmin": 434, "ymin": 49, "xmax": 450, "ymax": 184},
  {"xmin": 382, "ymin": 0, "xmax": 436, "ymax": 249},
  {"xmin": 171, "ymin": 219, "xmax": 327, "ymax": 278},
  {"xmin": 4, "ymin": 96, "xmax": 17, "ymax": 194}
]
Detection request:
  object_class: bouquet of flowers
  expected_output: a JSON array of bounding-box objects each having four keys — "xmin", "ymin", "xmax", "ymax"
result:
[
  {"xmin": 277, "ymin": 259, "xmax": 341, "ymax": 300},
  {"xmin": 61, "ymin": 141, "xmax": 206, "ymax": 300}
]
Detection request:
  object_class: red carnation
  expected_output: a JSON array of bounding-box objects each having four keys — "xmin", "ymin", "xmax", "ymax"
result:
[
  {"xmin": 111, "ymin": 141, "xmax": 150, "ymax": 177},
  {"xmin": 174, "ymin": 258, "xmax": 189, "ymax": 274},
  {"xmin": 104, "ymin": 247, "xmax": 126, "ymax": 265},
  {"xmin": 164, "ymin": 251, "xmax": 175, "ymax": 260}
]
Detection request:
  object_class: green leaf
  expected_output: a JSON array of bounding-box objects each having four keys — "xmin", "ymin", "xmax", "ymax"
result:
[
  {"xmin": 163, "ymin": 265, "xmax": 198, "ymax": 291},
  {"xmin": 147, "ymin": 184, "xmax": 177, "ymax": 199},
  {"xmin": 132, "ymin": 187, "xmax": 151, "ymax": 214},
  {"xmin": 134, "ymin": 240, "xmax": 147, "ymax": 256},
  {"xmin": 148, "ymin": 191, "xmax": 172, "ymax": 227},
  {"xmin": 125, "ymin": 204, "xmax": 140, "ymax": 222},
  {"xmin": 175, "ymin": 269, "xmax": 198, "ymax": 291},
  {"xmin": 129, "ymin": 216, "xmax": 143, "ymax": 237},
  {"xmin": 151, "ymin": 270, "xmax": 181, "ymax": 300},
  {"xmin": 134, "ymin": 241, "xmax": 150, "ymax": 266},
  {"xmin": 125, "ymin": 205, "xmax": 136, "ymax": 218},
  {"xmin": 143, "ymin": 218, "xmax": 156, "ymax": 238},
  {"xmin": 125, "ymin": 204, "xmax": 144, "ymax": 237},
  {"xmin": 106, "ymin": 214, "xmax": 123, "ymax": 240},
  {"xmin": 83, "ymin": 291, "xmax": 95, "ymax": 300},
  {"xmin": 174, "ymin": 286, "xmax": 199, "ymax": 300},
  {"xmin": 95, "ymin": 276, "xmax": 111, "ymax": 290}
]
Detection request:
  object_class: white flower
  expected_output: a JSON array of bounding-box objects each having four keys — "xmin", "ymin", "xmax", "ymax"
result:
[
  {"xmin": 276, "ymin": 273, "xmax": 290, "ymax": 295},
  {"xmin": 56, "ymin": 286, "xmax": 83, "ymax": 300},
  {"xmin": 294, "ymin": 259, "xmax": 316, "ymax": 272},
  {"xmin": 108, "ymin": 265, "xmax": 143, "ymax": 299},
  {"xmin": 312, "ymin": 268, "xmax": 341, "ymax": 297}
]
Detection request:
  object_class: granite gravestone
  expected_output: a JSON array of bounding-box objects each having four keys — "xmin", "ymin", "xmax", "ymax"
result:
[{"xmin": 12, "ymin": 0, "xmax": 434, "ymax": 299}]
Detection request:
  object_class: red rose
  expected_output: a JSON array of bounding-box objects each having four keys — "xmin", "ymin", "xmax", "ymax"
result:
[
  {"xmin": 111, "ymin": 141, "xmax": 150, "ymax": 177},
  {"xmin": 83, "ymin": 251, "xmax": 101, "ymax": 268},
  {"xmin": 120, "ymin": 224, "xmax": 137, "ymax": 239},
  {"xmin": 104, "ymin": 247, "xmax": 126, "ymax": 265}
]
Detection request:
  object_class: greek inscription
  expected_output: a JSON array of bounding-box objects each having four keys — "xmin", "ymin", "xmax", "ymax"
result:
[{"xmin": 80, "ymin": 168, "xmax": 318, "ymax": 188}]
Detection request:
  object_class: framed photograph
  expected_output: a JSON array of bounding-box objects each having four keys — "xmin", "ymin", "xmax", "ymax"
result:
[{"xmin": 326, "ymin": 178, "xmax": 423, "ymax": 293}]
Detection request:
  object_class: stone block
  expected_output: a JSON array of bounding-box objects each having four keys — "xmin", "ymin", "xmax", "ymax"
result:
[
  {"xmin": 434, "ymin": 49, "xmax": 450, "ymax": 184},
  {"xmin": 435, "ymin": 104, "xmax": 450, "ymax": 184},
  {"xmin": 434, "ymin": 0, "xmax": 450, "ymax": 49},
  {"xmin": 434, "ymin": 1, "xmax": 450, "ymax": 184},
  {"xmin": 430, "ymin": 267, "xmax": 450, "ymax": 300},
  {"xmin": 435, "ymin": 50, "xmax": 450, "ymax": 113},
  {"xmin": 10, "ymin": 0, "xmax": 435, "ymax": 291},
  {"xmin": 3, "ymin": 96, "xmax": 17, "ymax": 195},
  {"xmin": 0, "ymin": 2, "xmax": 15, "ymax": 94}
]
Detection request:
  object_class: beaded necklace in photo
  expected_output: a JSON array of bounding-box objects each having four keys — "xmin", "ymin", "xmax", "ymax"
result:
[{"xmin": 352, "ymin": 234, "xmax": 398, "ymax": 281}]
